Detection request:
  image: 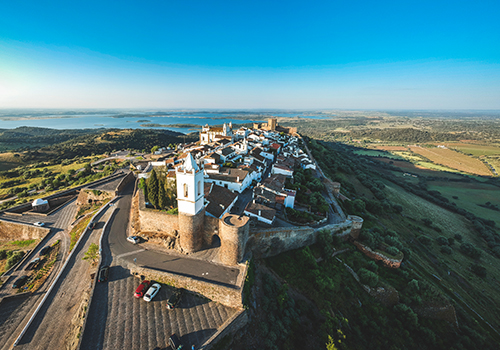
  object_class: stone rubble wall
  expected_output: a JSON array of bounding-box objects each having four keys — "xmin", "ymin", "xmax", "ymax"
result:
[
  {"xmin": 353, "ymin": 241, "xmax": 403, "ymax": 268},
  {"xmin": 0, "ymin": 219, "xmax": 50, "ymax": 241}
]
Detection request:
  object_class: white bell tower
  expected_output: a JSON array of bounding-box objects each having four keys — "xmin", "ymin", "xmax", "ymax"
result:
[{"xmin": 176, "ymin": 153, "xmax": 205, "ymax": 215}]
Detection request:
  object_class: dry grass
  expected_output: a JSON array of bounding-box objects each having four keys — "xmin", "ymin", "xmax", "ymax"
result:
[
  {"xmin": 430, "ymin": 142, "xmax": 500, "ymax": 157},
  {"xmin": 409, "ymin": 146, "xmax": 493, "ymax": 176}
]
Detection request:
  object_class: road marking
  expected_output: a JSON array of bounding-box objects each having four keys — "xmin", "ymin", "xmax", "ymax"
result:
[{"xmin": 116, "ymin": 249, "xmax": 145, "ymax": 258}]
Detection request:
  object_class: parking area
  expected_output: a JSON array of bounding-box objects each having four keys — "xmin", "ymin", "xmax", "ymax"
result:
[{"xmin": 81, "ymin": 264, "xmax": 238, "ymax": 350}]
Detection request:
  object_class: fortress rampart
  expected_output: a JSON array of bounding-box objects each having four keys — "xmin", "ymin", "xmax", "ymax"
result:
[{"xmin": 0, "ymin": 220, "xmax": 50, "ymax": 241}]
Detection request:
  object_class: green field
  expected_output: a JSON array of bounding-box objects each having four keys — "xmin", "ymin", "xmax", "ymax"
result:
[
  {"xmin": 427, "ymin": 181, "xmax": 500, "ymax": 227},
  {"xmin": 353, "ymin": 149, "xmax": 403, "ymax": 159}
]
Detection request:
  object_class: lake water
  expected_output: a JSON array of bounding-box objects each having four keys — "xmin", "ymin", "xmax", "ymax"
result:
[{"xmin": 0, "ymin": 111, "xmax": 334, "ymax": 134}]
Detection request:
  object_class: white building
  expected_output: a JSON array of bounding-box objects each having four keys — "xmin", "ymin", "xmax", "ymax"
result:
[{"xmin": 176, "ymin": 153, "xmax": 205, "ymax": 215}]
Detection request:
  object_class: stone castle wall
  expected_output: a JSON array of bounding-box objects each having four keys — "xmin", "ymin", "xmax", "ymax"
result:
[
  {"xmin": 248, "ymin": 220, "xmax": 355, "ymax": 259},
  {"xmin": 0, "ymin": 219, "xmax": 50, "ymax": 241},
  {"xmin": 202, "ymin": 215, "xmax": 220, "ymax": 246},
  {"xmin": 136, "ymin": 189, "xmax": 179, "ymax": 236}
]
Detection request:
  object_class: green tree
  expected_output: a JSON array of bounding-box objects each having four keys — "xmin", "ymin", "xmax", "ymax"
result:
[
  {"xmin": 158, "ymin": 178, "xmax": 167, "ymax": 210},
  {"xmin": 151, "ymin": 145, "xmax": 159, "ymax": 153},
  {"xmin": 358, "ymin": 268, "xmax": 378, "ymax": 287},
  {"xmin": 147, "ymin": 169, "xmax": 159, "ymax": 208},
  {"xmin": 82, "ymin": 243, "xmax": 100, "ymax": 265}
]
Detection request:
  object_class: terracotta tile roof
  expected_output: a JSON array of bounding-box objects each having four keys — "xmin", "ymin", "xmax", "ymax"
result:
[
  {"xmin": 205, "ymin": 183, "xmax": 238, "ymax": 218},
  {"xmin": 206, "ymin": 167, "xmax": 249, "ymax": 183},
  {"xmin": 244, "ymin": 201, "xmax": 276, "ymax": 222},
  {"xmin": 262, "ymin": 174, "xmax": 286, "ymax": 193}
]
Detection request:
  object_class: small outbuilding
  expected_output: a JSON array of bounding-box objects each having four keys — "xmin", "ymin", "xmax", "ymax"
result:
[{"xmin": 32, "ymin": 198, "xmax": 49, "ymax": 213}]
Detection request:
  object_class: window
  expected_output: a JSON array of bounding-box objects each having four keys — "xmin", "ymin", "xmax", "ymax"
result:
[
  {"xmin": 184, "ymin": 183, "xmax": 188, "ymax": 197},
  {"xmin": 198, "ymin": 181, "xmax": 201, "ymax": 196}
]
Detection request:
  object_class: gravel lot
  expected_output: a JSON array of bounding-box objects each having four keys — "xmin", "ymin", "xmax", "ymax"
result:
[{"xmin": 81, "ymin": 265, "xmax": 238, "ymax": 350}]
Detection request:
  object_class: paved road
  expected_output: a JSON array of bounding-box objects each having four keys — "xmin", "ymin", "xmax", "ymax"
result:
[
  {"xmin": 15, "ymin": 207, "xmax": 114, "ymax": 350},
  {"xmin": 109, "ymin": 182, "xmax": 240, "ymax": 287},
  {"xmin": 0, "ymin": 199, "xmax": 77, "ymax": 350}
]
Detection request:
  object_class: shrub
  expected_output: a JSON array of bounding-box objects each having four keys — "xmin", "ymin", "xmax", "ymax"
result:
[
  {"xmin": 436, "ymin": 236, "xmax": 449, "ymax": 246},
  {"xmin": 358, "ymin": 268, "xmax": 379, "ymax": 288},
  {"xmin": 5, "ymin": 251, "xmax": 24, "ymax": 270},
  {"xmin": 418, "ymin": 236, "xmax": 431, "ymax": 245},
  {"xmin": 440, "ymin": 246, "xmax": 452, "ymax": 254},
  {"xmin": 471, "ymin": 264, "xmax": 487, "ymax": 278},
  {"xmin": 0, "ymin": 250, "xmax": 7, "ymax": 260},
  {"xmin": 460, "ymin": 243, "xmax": 482, "ymax": 259},
  {"xmin": 385, "ymin": 246, "xmax": 400, "ymax": 256}
]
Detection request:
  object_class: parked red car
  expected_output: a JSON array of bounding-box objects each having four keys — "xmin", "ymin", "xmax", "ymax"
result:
[{"xmin": 134, "ymin": 280, "xmax": 151, "ymax": 298}]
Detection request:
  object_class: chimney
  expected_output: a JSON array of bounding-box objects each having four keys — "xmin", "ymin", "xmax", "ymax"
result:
[
  {"xmin": 258, "ymin": 210, "xmax": 262, "ymax": 216},
  {"xmin": 237, "ymin": 176, "xmax": 240, "ymax": 182}
]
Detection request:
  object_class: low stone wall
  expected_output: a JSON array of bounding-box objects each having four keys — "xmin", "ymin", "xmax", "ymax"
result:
[
  {"xmin": 0, "ymin": 220, "xmax": 50, "ymax": 241},
  {"xmin": 353, "ymin": 241, "xmax": 403, "ymax": 268},
  {"xmin": 126, "ymin": 263, "xmax": 244, "ymax": 309},
  {"xmin": 115, "ymin": 171, "xmax": 135, "ymax": 194},
  {"xmin": 200, "ymin": 309, "xmax": 248, "ymax": 350}
]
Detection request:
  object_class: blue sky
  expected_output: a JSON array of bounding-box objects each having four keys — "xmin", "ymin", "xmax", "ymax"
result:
[{"xmin": 0, "ymin": 0, "xmax": 499, "ymax": 109}]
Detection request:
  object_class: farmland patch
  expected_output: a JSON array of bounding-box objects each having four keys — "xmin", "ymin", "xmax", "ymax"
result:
[{"xmin": 409, "ymin": 146, "xmax": 493, "ymax": 176}]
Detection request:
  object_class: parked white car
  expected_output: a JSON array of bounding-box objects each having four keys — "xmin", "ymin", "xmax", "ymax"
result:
[
  {"xmin": 33, "ymin": 222, "xmax": 45, "ymax": 227},
  {"xmin": 143, "ymin": 283, "xmax": 161, "ymax": 302},
  {"xmin": 127, "ymin": 236, "xmax": 140, "ymax": 244}
]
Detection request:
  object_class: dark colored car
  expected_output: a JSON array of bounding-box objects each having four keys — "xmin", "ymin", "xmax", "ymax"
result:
[
  {"xmin": 25, "ymin": 257, "xmax": 41, "ymax": 271},
  {"xmin": 134, "ymin": 280, "xmax": 151, "ymax": 298},
  {"xmin": 98, "ymin": 265, "xmax": 109, "ymax": 282},
  {"xmin": 167, "ymin": 288, "xmax": 185, "ymax": 310},
  {"xmin": 168, "ymin": 334, "xmax": 183, "ymax": 350},
  {"xmin": 12, "ymin": 275, "xmax": 28, "ymax": 289},
  {"xmin": 39, "ymin": 246, "xmax": 51, "ymax": 256},
  {"xmin": 89, "ymin": 221, "xmax": 97, "ymax": 230}
]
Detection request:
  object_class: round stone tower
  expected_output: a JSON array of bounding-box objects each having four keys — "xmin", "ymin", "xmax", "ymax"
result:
[
  {"xmin": 348, "ymin": 215, "xmax": 364, "ymax": 239},
  {"xmin": 219, "ymin": 213, "xmax": 250, "ymax": 266}
]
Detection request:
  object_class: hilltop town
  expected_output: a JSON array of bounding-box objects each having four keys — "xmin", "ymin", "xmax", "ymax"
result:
[{"xmin": 130, "ymin": 118, "xmax": 363, "ymax": 266}]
